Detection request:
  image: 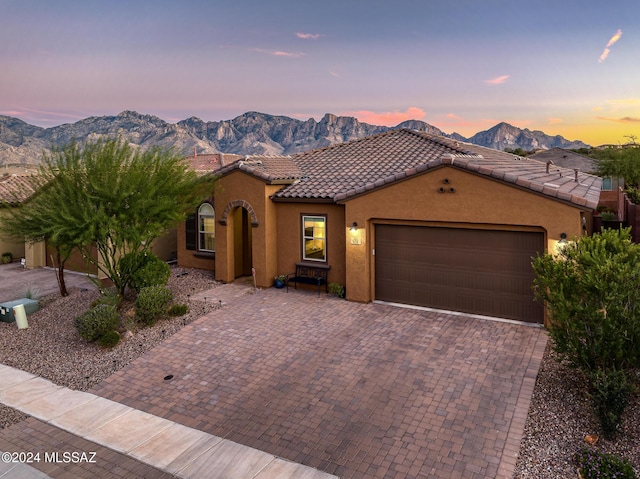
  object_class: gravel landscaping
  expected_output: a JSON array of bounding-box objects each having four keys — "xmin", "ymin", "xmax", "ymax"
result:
[
  {"xmin": 0, "ymin": 267, "xmax": 219, "ymax": 427},
  {"xmin": 0, "ymin": 266, "xmax": 638, "ymax": 477}
]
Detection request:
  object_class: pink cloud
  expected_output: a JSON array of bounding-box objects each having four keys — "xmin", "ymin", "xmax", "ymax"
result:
[
  {"xmin": 296, "ymin": 32, "xmax": 322, "ymax": 40},
  {"xmin": 344, "ymin": 107, "xmax": 426, "ymax": 126},
  {"xmin": 484, "ymin": 75, "xmax": 510, "ymax": 85},
  {"xmin": 251, "ymin": 48, "xmax": 304, "ymax": 58},
  {"xmin": 547, "ymin": 117, "xmax": 563, "ymax": 125},
  {"xmin": 599, "ymin": 29, "xmax": 622, "ymax": 63}
]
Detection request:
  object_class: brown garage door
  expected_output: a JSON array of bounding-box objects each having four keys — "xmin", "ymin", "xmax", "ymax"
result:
[{"xmin": 375, "ymin": 225, "xmax": 544, "ymax": 323}]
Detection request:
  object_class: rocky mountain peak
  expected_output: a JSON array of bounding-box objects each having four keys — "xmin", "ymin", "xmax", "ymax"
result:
[{"xmin": 0, "ymin": 111, "xmax": 590, "ymax": 166}]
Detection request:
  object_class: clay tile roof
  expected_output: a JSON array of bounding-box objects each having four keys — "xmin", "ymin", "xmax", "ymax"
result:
[
  {"xmin": 272, "ymin": 129, "xmax": 601, "ymax": 209},
  {"xmin": 527, "ymin": 148, "xmax": 598, "ymax": 173},
  {"xmin": 216, "ymin": 155, "xmax": 302, "ymax": 183},
  {"xmin": 184, "ymin": 153, "xmax": 243, "ymax": 176},
  {"xmin": 0, "ymin": 174, "xmax": 40, "ymax": 205}
]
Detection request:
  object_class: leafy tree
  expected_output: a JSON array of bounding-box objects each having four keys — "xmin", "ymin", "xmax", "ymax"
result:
[
  {"xmin": 593, "ymin": 146, "xmax": 640, "ymax": 187},
  {"xmin": 504, "ymin": 147, "xmax": 532, "ymax": 156},
  {"xmin": 532, "ymin": 228, "xmax": 640, "ymax": 436},
  {"xmin": 4, "ymin": 138, "xmax": 210, "ymax": 296},
  {"xmin": 1, "ymin": 175, "xmax": 78, "ymax": 296}
]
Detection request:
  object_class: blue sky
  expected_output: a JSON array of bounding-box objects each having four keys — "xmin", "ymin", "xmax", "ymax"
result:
[{"xmin": 1, "ymin": 0, "xmax": 639, "ymax": 145}]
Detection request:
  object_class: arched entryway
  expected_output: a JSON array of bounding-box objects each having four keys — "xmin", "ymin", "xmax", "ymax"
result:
[
  {"xmin": 232, "ymin": 206, "xmax": 253, "ymax": 278},
  {"xmin": 219, "ymin": 200, "xmax": 258, "ymax": 280}
]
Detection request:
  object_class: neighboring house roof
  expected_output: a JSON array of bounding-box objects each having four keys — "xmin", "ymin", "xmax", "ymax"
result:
[
  {"xmin": 215, "ymin": 155, "xmax": 302, "ymax": 183},
  {"xmin": 0, "ymin": 174, "xmax": 39, "ymax": 205},
  {"xmin": 217, "ymin": 129, "xmax": 602, "ymax": 210},
  {"xmin": 528, "ymin": 148, "xmax": 598, "ymax": 174},
  {"xmin": 184, "ymin": 153, "xmax": 243, "ymax": 176}
]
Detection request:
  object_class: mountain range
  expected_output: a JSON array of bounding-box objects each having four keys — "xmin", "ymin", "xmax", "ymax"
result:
[{"xmin": 0, "ymin": 111, "xmax": 590, "ymax": 166}]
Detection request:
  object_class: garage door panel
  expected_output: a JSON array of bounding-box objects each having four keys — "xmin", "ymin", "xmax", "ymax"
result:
[{"xmin": 375, "ymin": 225, "xmax": 544, "ymax": 323}]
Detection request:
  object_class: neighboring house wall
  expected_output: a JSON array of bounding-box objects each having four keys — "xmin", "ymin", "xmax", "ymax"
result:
[
  {"xmin": 45, "ymin": 244, "xmax": 99, "ymax": 275},
  {"xmin": 343, "ymin": 166, "xmax": 589, "ymax": 303},
  {"xmin": 0, "ymin": 209, "xmax": 25, "ymax": 261},
  {"xmin": 150, "ymin": 229, "xmax": 178, "ymax": 262}
]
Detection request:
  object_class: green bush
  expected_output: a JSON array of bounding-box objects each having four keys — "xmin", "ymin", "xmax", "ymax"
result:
[
  {"xmin": 532, "ymin": 228, "xmax": 640, "ymax": 373},
  {"xmin": 91, "ymin": 290, "xmax": 122, "ymax": 309},
  {"xmin": 97, "ymin": 330, "xmax": 121, "ymax": 348},
  {"xmin": 328, "ymin": 282, "xmax": 345, "ymax": 298},
  {"xmin": 1, "ymin": 252, "xmax": 12, "ymax": 264},
  {"xmin": 574, "ymin": 447, "xmax": 638, "ymax": 479},
  {"xmin": 135, "ymin": 285, "xmax": 173, "ymax": 325},
  {"xmin": 588, "ymin": 368, "xmax": 635, "ymax": 439},
  {"xmin": 625, "ymin": 187, "xmax": 640, "ymax": 206},
  {"xmin": 532, "ymin": 229, "xmax": 640, "ymax": 436},
  {"xmin": 168, "ymin": 303, "xmax": 188, "ymax": 317},
  {"xmin": 120, "ymin": 251, "xmax": 170, "ymax": 292},
  {"xmin": 74, "ymin": 304, "xmax": 119, "ymax": 342}
]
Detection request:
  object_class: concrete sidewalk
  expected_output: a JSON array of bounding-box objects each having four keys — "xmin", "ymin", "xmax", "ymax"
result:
[{"xmin": 0, "ymin": 364, "xmax": 336, "ymax": 479}]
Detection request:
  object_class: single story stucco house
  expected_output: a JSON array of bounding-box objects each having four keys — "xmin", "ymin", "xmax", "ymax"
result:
[{"xmin": 178, "ymin": 129, "xmax": 602, "ymax": 324}]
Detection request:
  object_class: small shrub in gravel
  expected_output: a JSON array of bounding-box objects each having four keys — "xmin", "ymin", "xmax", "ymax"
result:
[
  {"xmin": 97, "ymin": 330, "xmax": 121, "ymax": 348},
  {"xmin": 575, "ymin": 447, "xmax": 638, "ymax": 479},
  {"xmin": 588, "ymin": 368, "xmax": 636, "ymax": 439},
  {"xmin": 168, "ymin": 303, "xmax": 188, "ymax": 317},
  {"xmin": 91, "ymin": 290, "xmax": 122, "ymax": 309},
  {"xmin": 121, "ymin": 252, "xmax": 171, "ymax": 292},
  {"xmin": 135, "ymin": 285, "xmax": 173, "ymax": 326},
  {"xmin": 74, "ymin": 304, "xmax": 119, "ymax": 341}
]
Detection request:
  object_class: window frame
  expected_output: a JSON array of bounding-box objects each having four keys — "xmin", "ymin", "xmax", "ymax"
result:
[
  {"xmin": 198, "ymin": 202, "xmax": 216, "ymax": 253},
  {"xmin": 301, "ymin": 214, "xmax": 327, "ymax": 262}
]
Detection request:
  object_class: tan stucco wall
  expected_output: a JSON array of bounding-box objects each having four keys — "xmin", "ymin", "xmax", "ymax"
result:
[
  {"xmin": 0, "ymin": 209, "xmax": 25, "ymax": 261},
  {"xmin": 213, "ymin": 171, "xmax": 283, "ymax": 288},
  {"xmin": 344, "ymin": 166, "xmax": 590, "ymax": 303},
  {"xmin": 150, "ymin": 229, "xmax": 177, "ymax": 262},
  {"xmin": 274, "ymin": 202, "xmax": 346, "ymax": 288}
]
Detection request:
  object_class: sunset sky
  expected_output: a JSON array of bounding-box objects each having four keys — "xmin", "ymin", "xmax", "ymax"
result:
[{"xmin": 2, "ymin": 0, "xmax": 639, "ymax": 146}]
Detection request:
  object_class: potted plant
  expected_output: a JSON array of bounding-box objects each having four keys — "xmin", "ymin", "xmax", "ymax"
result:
[{"xmin": 274, "ymin": 275, "xmax": 287, "ymax": 288}]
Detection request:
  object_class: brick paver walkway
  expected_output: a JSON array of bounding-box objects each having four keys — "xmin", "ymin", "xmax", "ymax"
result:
[{"xmin": 91, "ymin": 284, "xmax": 547, "ymax": 479}]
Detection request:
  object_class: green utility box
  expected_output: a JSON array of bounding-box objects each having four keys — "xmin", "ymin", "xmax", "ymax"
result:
[{"xmin": 0, "ymin": 298, "xmax": 39, "ymax": 323}]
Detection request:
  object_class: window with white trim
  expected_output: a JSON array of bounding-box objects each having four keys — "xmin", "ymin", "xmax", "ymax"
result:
[
  {"xmin": 302, "ymin": 215, "xmax": 326, "ymax": 261},
  {"xmin": 198, "ymin": 203, "xmax": 215, "ymax": 252}
]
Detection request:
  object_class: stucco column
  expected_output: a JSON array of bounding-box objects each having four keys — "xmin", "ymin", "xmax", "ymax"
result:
[{"xmin": 344, "ymin": 218, "xmax": 369, "ymax": 302}]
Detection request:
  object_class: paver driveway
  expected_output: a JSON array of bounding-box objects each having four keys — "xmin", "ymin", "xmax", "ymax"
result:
[{"xmin": 91, "ymin": 283, "xmax": 547, "ymax": 479}]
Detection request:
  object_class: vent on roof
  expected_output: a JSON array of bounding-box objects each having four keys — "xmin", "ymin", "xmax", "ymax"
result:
[{"xmin": 240, "ymin": 159, "xmax": 263, "ymax": 166}]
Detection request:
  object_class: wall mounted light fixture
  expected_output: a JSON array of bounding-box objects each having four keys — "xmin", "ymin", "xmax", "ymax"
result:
[
  {"xmin": 350, "ymin": 222, "xmax": 358, "ymax": 232},
  {"xmin": 559, "ymin": 232, "xmax": 567, "ymax": 243}
]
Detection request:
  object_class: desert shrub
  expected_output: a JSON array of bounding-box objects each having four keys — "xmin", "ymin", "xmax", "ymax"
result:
[
  {"xmin": 74, "ymin": 304, "xmax": 119, "ymax": 342},
  {"xmin": 23, "ymin": 287, "xmax": 40, "ymax": 300},
  {"xmin": 588, "ymin": 368, "xmax": 636, "ymax": 439},
  {"xmin": 626, "ymin": 187, "xmax": 640, "ymax": 206},
  {"xmin": 168, "ymin": 303, "xmax": 188, "ymax": 317},
  {"xmin": 328, "ymin": 282, "xmax": 345, "ymax": 298},
  {"xmin": 600, "ymin": 211, "xmax": 617, "ymax": 221},
  {"xmin": 135, "ymin": 285, "xmax": 173, "ymax": 325},
  {"xmin": 574, "ymin": 447, "xmax": 637, "ymax": 479},
  {"xmin": 533, "ymin": 229, "xmax": 640, "ymax": 373},
  {"xmin": 120, "ymin": 251, "xmax": 170, "ymax": 292},
  {"xmin": 533, "ymin": 229, "xmax": 640, "ymax": 436},
  {"xmin": 91, "ymin": 289, "xmax": 122, "ymax": 309},
  {"xmin": 97, "ymin": 330, "xmax": 121, "ymax": 348}
]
